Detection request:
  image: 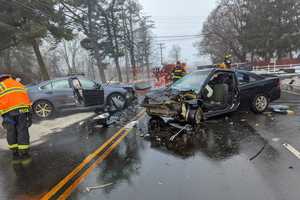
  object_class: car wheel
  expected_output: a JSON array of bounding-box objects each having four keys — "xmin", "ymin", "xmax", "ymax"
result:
[
  {"xmin": 187, "ymin": 107, "xmax": 203, "ymax": 125},
  {"xmin": 252, "ymin": 94, "xmax": 269, "ymax": 113},
  {"xmin": 107, "ymin": 93, "xmax": 127, "ymax": 112},
  {"xmin": 33, "ymin": 100, "xmax": 54, "ymax": 119}
]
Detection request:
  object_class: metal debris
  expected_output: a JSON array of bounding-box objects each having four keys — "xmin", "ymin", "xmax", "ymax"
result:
[
  {"xmin": 170, "ymin": 125, "xmax": 188, "ymax": 141},
  {"xmin": 86, "ymin": 183, "xmax": 114, "ymax": 192}
]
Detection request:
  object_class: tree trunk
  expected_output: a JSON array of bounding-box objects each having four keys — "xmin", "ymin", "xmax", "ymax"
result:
[
  {"xmin": 125, "ymin": 50, "xmax": 130, "ymax": 82},
  {"xmin": 95, "ymin": 51, "xmax": 106, "ymax": 83},
  {"xmin": 114, "ymin": 56, "xmax": 123, "ymax": 82},
  {"xmin": 110, "ymin": 11, "xmax": 123, "ymax": 83},
  {"xmin": 128, "ymin": 12, "xmax": 137, "ymax": 80},
  {"xmin": 146, "ymin": 55, "xmax": 150, "ymax": 79},
  {"xmin": 32, "ymin": 39, "xmax": 50, "ymax": 80}
]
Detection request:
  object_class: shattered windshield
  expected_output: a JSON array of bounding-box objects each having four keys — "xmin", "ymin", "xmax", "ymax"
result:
[{"xmin": 171, "ymin": 70, "xmax": 211, "ymax": 93}]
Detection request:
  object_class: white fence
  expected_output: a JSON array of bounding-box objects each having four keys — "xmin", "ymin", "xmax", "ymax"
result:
[{"xmin": 252, "ymin": 63, "xmax": 300, "ymax": 73}]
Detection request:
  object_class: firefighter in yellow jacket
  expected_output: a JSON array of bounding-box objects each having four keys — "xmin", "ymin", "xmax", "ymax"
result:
[
  {"xmin": 218, "ymin": 54, "xmax": 232, "ymax": 69},
  {"xmin": 172, "ymin": 61, "xmax": 187, "ymax": 83},
  {"xmin": 0, "ymin": 74, "xmax": 32, "ymax": 159}
]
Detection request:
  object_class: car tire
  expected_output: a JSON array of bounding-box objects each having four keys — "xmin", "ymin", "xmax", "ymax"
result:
[
  {"xmin": 107, "ymin": 93, "xmax": 127, "ymax": 112},
  {"xmin": 33, "ymin": 100, "xmax": 54, "ymax": 119},
  {"xmin": 187, "ymin": 107, "xmax": 203, "ymax": 125},
  {"xmin": 251, "ymin": 94, "xmax": 269, "ymax": 113}
]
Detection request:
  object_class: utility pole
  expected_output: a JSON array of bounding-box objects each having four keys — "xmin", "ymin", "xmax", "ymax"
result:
[{"xmin": 158, "ymin": 43, "xmax": 165, "ymax": 67}]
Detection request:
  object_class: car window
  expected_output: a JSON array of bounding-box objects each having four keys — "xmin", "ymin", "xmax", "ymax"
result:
[
  {"xmin": 52, "ymin": 80, "xmax": 71, "ymax": 90},
  {"xmin": 236, "ymin": 72, "xmax": 257, "ymax": 85},
  {"xmin": 40, "ymin": 83, "xmax": 52, "ymax": 90},
  {"xmin": 79, "ymin": 78, "xmax": 97, "ymax": 89},
  {"xmin": 171, "ymin": 70, "xmax": 211, "ymax": 93}
]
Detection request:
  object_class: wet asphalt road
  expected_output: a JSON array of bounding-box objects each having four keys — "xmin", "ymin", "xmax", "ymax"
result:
[{"xmin": 0, "ymin": 92, "xmax": 300, "ymax": 200}]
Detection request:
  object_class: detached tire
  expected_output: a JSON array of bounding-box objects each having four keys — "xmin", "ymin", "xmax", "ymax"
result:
[
  {"xmin": 251, "ymin": 94, "xmax": 269, "ymax": 113},
  {"xmin": 33, "ymin": 100, "xmax": 54, "ymax": 119}
]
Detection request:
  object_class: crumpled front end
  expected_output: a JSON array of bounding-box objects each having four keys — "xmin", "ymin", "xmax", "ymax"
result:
[{"xmin": 142, "ymin": 89, "xmax": 198, "ymax": 119}]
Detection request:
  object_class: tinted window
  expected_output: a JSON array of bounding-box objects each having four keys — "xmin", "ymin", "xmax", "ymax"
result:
[
  {"xmin": 79, "ymin": 79, "xmax": 96, "ymax": 89},
  {"xmin": 40, "ymin": 83, "xmax": 52, "ymax": 90},
  {"xmin": 236, "ymin": 72, "xmax": 259, "ymax": 85},
  {"xmin": 52, "ymin": 80, "xmax": 71, "ymax": 90}
]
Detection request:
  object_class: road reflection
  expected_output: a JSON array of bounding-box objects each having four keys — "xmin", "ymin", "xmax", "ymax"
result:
[{"xmin": 146, "ymin": 117, "xmax": 272, "ymax": 160}]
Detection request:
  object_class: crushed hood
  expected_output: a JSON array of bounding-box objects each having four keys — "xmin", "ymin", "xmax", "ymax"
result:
[{"xmin": 144, "ymin": 88, "xmax": 197, "ymax": 105}]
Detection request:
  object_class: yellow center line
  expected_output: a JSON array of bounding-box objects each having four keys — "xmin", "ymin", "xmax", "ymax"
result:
[
  {"xmin": 57, "ymin": 128, "xmax": 133, "ymax": 200},
  {"xmin": 40, "ymin": 109, "xmax": 145, "ymax": 200}
]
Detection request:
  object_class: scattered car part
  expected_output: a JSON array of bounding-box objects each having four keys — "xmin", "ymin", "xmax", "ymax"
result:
[
  {"xmin": 93, "ymin": 113, "xmax": 111, "ymax": 127},
  {"xmin": 270, "ymin": 105, "xmax": 295, "ymax": 115},
  {"xmin": 170, "ymin": 125, "xmax": 188, "ymax": 141},
  {"xmin": 86, "ymin": 183, "xmax": 114, "ymax": 192}
]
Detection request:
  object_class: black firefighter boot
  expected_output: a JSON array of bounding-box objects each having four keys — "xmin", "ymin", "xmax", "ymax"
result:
[
  {"xmin": 18, "ymin": 149, "xmax": 30, "ymax": 160},
  {"xmin": 11, "ymin": 148, "xmax": 19, "ymax": 160}
]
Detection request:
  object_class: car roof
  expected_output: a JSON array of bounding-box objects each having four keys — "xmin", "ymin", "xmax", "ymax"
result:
[
  {"xmin": 194, "ymin": 68, "xmax": 236, "ymax": 74},
  {"xmin": 37, "ymin": 75, "xmax": 90, "ymax": 86}
]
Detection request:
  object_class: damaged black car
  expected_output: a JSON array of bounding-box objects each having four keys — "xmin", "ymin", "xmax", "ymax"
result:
[{"xmin": 142, "ymin": 68, "xmax": 281, "ymax": 125}]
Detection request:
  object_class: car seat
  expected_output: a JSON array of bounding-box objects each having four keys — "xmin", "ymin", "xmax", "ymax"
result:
[
  {"xmin": 212, "ymin": 84, "xmax": 229, "ymax": 105},
  {"xmin": 203, "ymin": 84, "xmax": 229, "ymax": 111}
]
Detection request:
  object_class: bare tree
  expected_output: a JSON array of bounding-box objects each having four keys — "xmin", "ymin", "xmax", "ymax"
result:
[{"xmin": 61, "ymin": 39, "xmax": 81, "ymax": 74}]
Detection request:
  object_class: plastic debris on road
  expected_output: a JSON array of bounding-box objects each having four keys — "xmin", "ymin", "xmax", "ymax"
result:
[
  {"xmin": 124, "ymin": 121, "xmax": 138, "ymax": 130},
  {"xmin": 270, "ymin": 105, "xmax": 295, "ymax": 115},
  {"xmin": 86, "ymin": 183, "xmax": 114, "ymax": 192}
]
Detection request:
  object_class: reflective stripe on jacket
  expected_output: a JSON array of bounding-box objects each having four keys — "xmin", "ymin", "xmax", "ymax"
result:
[
  {"xmin": 0, "ymin": 78, "xmax": 32, "ymax": 115},
  {"xmin": 172, "ymin": 68, "xmax": 186, "ymax": 79}
]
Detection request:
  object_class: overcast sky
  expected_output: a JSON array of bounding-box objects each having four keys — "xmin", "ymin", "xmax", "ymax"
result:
[{"xmin": 139, "ymin": 0, "xmax": 218, "ymax": 66}]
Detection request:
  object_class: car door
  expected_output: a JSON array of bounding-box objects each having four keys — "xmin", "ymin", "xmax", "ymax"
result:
[
  {"xmin": 202, "ymin": 71, "xmax": 239, "ymax": 117},
  {"xmin": 236, "ymin": 71, "xmax": 264, "ymax": 108},
  {"xmin": 51, "ymin": 79, "xmax": 76, "ymax": 108},
  {"xmin": 78, "ymin": 78, "xmax": 104, "ymax": 107}
]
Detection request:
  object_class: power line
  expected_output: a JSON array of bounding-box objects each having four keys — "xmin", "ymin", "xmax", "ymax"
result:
[{"xmin": 153, "ymin": 34, "xmax": 203, "ymax": 38}]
